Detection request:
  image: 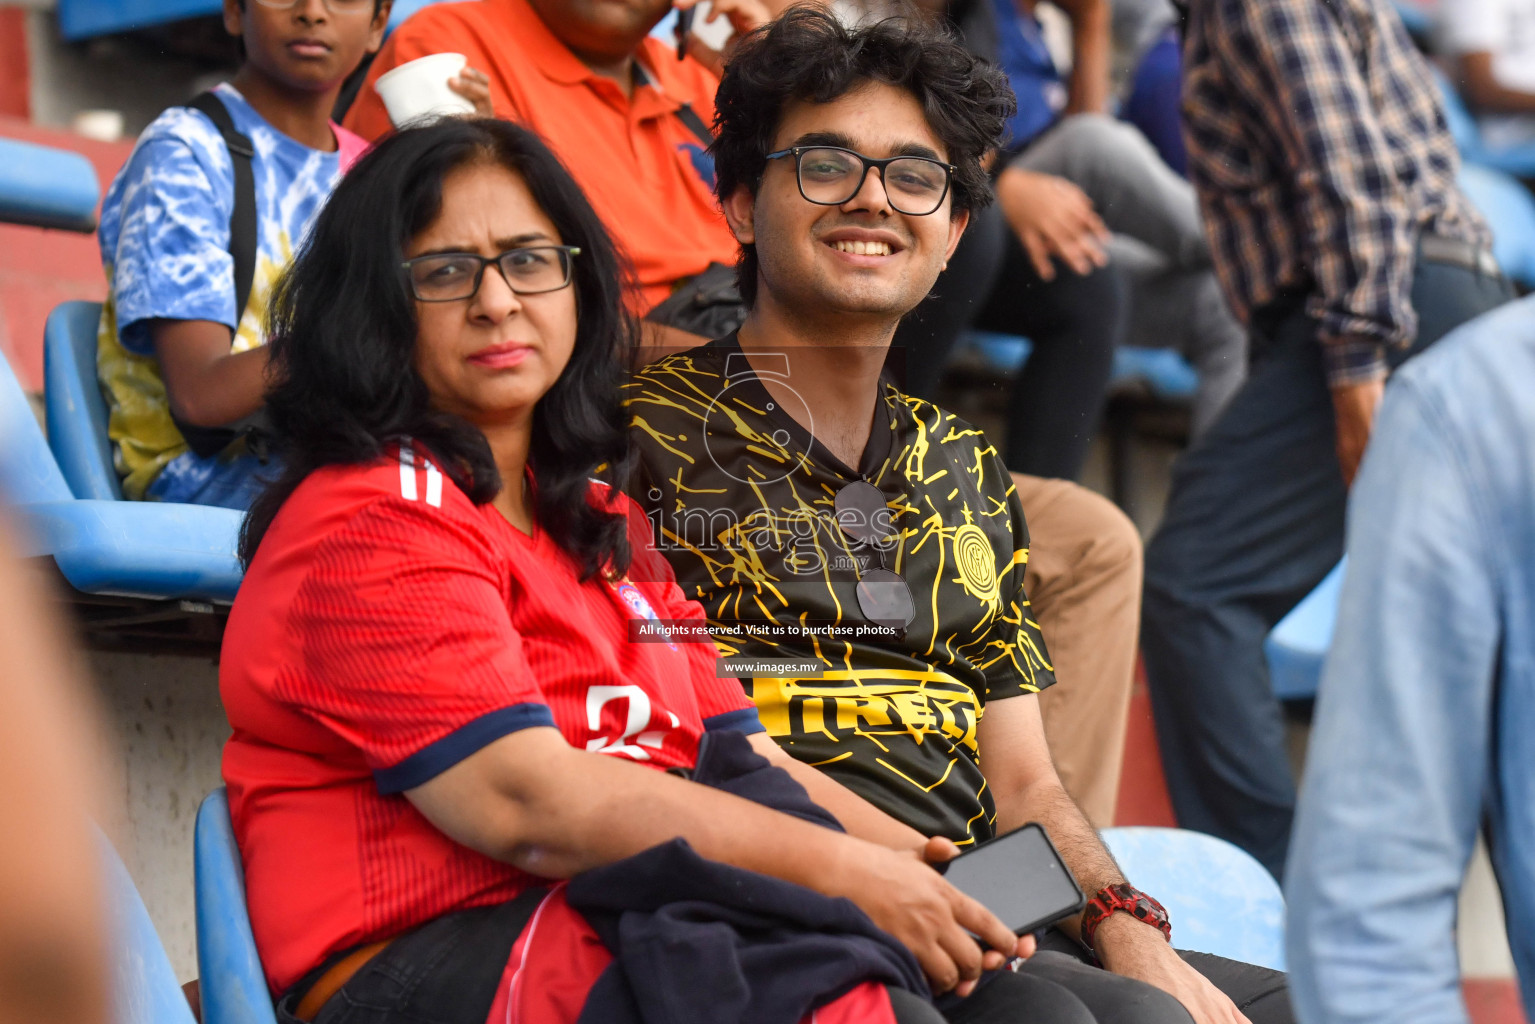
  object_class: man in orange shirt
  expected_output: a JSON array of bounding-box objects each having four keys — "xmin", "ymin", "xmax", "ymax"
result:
[
  {"xmin": 345, "ymin": 0, "xmax": 749, "ymax": 315},
  {"xmin": 345, "ymin": 0, "xmax": 1141, "ymax": 830}
]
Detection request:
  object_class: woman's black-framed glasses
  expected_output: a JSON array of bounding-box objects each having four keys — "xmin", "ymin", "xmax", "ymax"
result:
[
  {"xmin": 401, "ymin": 246, "xmax": 582, "ymax": 302},
  {"xmin": 764, "ymin": 146, "xmax": 956, "ymax": 216},
  {"xmin": 833, "ymin": 480, "xmax": 915, "ymax": 634}
]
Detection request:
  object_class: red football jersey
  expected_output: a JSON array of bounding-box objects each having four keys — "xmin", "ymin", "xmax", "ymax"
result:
[{"xmin": 221, "ymin": 442, "xmax": 760, "ymax": 994}]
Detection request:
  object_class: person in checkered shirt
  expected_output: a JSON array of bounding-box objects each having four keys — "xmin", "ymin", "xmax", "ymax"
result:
[{"xmin": 1141, "ymin": 0, "xmax": 1515, "ymax": 881}]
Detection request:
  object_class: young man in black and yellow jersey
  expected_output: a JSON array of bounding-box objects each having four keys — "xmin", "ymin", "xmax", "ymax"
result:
[{"xmin": 624, "ymin": 9, "xmax": 1291, "ymax": 1024}]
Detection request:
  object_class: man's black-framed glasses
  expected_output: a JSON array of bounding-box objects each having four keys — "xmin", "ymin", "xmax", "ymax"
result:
[
  {"xmin": 764, "ymin": 146, "xmax": 956, "ymax": 216},
  {"xmin": 401, "ymin": 246, "xmax": 581, "ymax": 302},
  {"xmin": 833, "ymin": 480, "xmax": 915, "ymax": 633}
]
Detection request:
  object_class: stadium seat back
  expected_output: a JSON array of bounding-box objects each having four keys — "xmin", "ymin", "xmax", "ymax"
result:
[
  {"xmin": 1458, "ymin": 163, "xmax": 1535, "ymax": 287},
  {"xmin": 1434, "ymin": 68, "xmax": 1484, "ymax": 160},
  {"xmin": 1100, "ymin": 826, "xmax": 1285, "ymax": 970},
  {"xmin": 0, "ymin": 343, "xmax": 75, "ymax": 505},
  {"xmin": 1432, "ymin": 66, "xmax": 1535, "ymax": 178},
  {"xmin": 1391, "ymin": 0, "xmax": 1435, "ymax": 43},
  {"xmin": 5, "ymin": 329, "xmax": 244, "ymax": 601},
  {"xmin": 0, "ymin": 136, "xmax": 100, "ymax": 232},
  {"xmin": 963, "ymin": 332, "xmax": 1199, "ymax": 404},
  {"xmin": 44, "ymin": 300, "xmax": 121, "ymax": 500},
  {"xmin": 1265, "ymin": 560, "xmax": 1346, "ymax": 702},
  {"xmin": 196, "ymin": 789, "xmax": 279, "ymax": 1024},
  {"xmin": 1112, "ymin": 347, "xmax": 1200, "ymax": 403},
  {"xmin": 100, "ymin": 830, "xmax": 199, "ymax": 1024},
  {"xmin": 967, "ymin": 331, "xmax": 1034, "ymax": 374}
]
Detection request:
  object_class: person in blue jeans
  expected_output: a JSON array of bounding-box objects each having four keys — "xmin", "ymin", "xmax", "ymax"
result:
[
  {"xmin": 1285, "ymin": 295, "xmax": 1535, "ymax": 1024},
  {"xmin": 1141, "ymin": 0, "xmax": 1512, "ymax": 881},
  {"xmin": 95, "ymin": 0, "xmax": 395, "ymax": 509}
]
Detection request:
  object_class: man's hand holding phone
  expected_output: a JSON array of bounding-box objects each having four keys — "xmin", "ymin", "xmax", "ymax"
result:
[{"xmin": 935, "ymin": 824, "xmax": 1086, "ymax": 938}]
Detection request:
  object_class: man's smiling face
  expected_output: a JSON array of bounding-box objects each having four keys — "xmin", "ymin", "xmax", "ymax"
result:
[{"xmin": 723, "ymin": 80, "xmax": 969, "ymax": 325}]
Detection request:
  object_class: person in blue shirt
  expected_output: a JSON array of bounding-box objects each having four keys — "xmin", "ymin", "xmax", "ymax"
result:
[
  {"xmin": 1285, "ymin": 295, "xmax": 1535, "ymax": 1024},
  {"xmin": 95, "ymin": 0, "xmax": 400, "ymax": 508}
]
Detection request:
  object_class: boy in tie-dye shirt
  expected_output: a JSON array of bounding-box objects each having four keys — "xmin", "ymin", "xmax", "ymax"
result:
[{"xmin": 96, "ymin": 0, "xmax": 391, "ymax": 506}]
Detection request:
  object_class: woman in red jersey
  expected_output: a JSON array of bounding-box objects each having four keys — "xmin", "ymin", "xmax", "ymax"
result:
[{"xmin": 220, "ymin": 118, "xmax": 1026, "ymax": 1024}]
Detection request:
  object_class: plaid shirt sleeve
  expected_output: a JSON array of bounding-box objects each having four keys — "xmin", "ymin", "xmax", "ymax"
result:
[{"xmin": 1213, "ymin": 0, "xmax": 1413, "ymax": 386}]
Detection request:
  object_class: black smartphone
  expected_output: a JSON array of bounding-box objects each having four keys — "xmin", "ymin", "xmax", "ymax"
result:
[
  {"xmin": 676, "ymin": 7, "xmax": 695, "ymax": 61},
  {"xmin": 937, "ymin": 823, "xmax": 1085, "ymax": 936}
]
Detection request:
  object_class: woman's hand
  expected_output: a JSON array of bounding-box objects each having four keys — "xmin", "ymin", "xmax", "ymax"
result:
[
  {"xmin": 837, "ymin": 838, "xmax": 1034, "ymax": 996},
  {"xmin": 675, "ymin": 0, "xmax": 773, "ymax": 76},
  {"xmin": 994, "ymin": 165, "xmax": 1112, "ymax": 280},
  {"xmin": 448, "ymin": 67, "xmax": 494, "ymax": 118}
]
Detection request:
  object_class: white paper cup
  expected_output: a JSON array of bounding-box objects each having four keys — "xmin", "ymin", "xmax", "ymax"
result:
[
  {"xmin": 73, "ymin": 109, "xmax": 125, "ymax": 142},
  {"xmin": 374, "ymin": 53, "xmax": 475, "ymax": 128}
]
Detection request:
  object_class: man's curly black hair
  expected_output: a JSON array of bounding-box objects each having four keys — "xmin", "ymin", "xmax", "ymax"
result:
[{"xmin": 711, "ymin": 4, "xmax": 1015, "ymax": 307}]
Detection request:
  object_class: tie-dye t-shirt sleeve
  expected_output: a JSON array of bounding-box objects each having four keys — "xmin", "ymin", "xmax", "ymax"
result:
[{"xmin": 102, "ymin": 112, "xmax": 236, "ymax": 356}]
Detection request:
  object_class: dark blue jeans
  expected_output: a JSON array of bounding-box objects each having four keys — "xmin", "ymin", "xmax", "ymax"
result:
[{"xmin": 1140, "ymin": 255, "xmax": 1515, "ymax": 880}]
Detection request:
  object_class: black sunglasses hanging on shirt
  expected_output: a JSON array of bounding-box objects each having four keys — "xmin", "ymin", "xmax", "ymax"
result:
[{"xmin": 832, "ymin": 480, "xmax": 915, "ymax": 635}]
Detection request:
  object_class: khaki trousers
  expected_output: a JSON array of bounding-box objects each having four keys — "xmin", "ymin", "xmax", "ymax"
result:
[{"xmin": 1013, "ymin": 474, "xmax": 1141, "ymax": 828}]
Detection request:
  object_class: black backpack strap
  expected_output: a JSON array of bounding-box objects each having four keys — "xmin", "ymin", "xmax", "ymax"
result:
[
  {"xmin": 171, "ymin": 91, "xmax": 270, "ymax": 460},
  {"xmin": 674, "ymin": 103, "xmax": 715, "ymax": 148},
  {"xmin": 187, "ymin": 91, "xmax": 258, "ymax": 324},
  {"xmin": 631, "ymin": 60, "xmax": 715, "ymax": 148}
]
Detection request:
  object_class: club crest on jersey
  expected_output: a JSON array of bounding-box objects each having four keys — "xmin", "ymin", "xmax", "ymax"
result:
[{"xmin": 614, "ymin": 580, "xmax": 679, "ymax": 650}]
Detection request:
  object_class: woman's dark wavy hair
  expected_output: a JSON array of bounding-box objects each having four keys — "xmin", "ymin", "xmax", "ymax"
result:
[
  {"xmin": 239, "ymin": 117, "xmax": 637, "ymax": 581},
  {"xmin": 711, "ymin": 4, "xmax": 1015, "ymax": 307}
]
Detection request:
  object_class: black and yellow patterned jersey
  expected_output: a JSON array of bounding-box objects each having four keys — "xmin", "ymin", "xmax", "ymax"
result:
[{"xmin": 623, "ymin": 337, "xmax": 1055, "ymax": 845}]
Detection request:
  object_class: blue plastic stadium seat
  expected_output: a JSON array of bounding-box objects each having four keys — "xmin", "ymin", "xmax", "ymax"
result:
[
  {"xmin": 1264, "ymin": 560, "xmax": 1346, "ymax": 702},
  {"xmin": 1458, "ymin": 163, "xmax": 1535, "ymax": 288},
  {"xmin": 1100, "ymin": 826, "xmax": 1285, "ymax": 970},
  {"xmin": 45, "ymin": 301, "xmax": 122, "ymax": 501},
  {"xmin": 59, "ymin": 0, "xmax": 453, "ymax": 39},
  {"xmin": 968, "ymin": 331, "xmax": 1034, "ymax": 374},
  {"xmin": 1391, "ymin": 0, "xmax": 1433, "ymax": 40},
  {"xmin": 0, "ymin": 348, "xmax": 75, "ymax": 510},
  {"xmin": 196, "ymin": 789, "xmax": 278, "ymax": 1024},
  {"xmin": 1111, "ymin": 346, "xmax": 1199, "ymax": 403},
  {"xmin": 59, "ymin": 0, "xmax": 218, "ymax": 40},
  {"xmin": 100, "ymin": 830, "xmax": 199, "ymax": 1024},
  {"xmin": 14, "ymin": 499, "xmax": 245, "ymax": 600},
  {"xmin": 1, "ymin": 343, "xmax": 244, "ymax": 601},
  {"xmin": 964, "ymin": 332, "xmax": 1199, "ymax": 403},
  {"xmin": 0, "ymin": 137, "xmax": 100, "ymax": 232},
  {"xmin": 1433, "ymin": 69, "xmax": 1535, "ymax": 181},
  {"xmin": 1436, "ymin": 68, "xmax": 1483, "ymax": 158}
]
